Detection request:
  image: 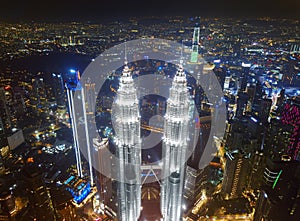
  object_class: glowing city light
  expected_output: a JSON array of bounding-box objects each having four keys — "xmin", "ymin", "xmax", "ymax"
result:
[{"xmin": 69, "ymin": 69, "xmax": 76, "ymax": 73}]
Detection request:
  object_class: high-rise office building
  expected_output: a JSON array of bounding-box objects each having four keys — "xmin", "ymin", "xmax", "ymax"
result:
[
  {"xmin": 12, "ymin": 86, "xmax": 26, "ymax": 118},
  {"xmin": 235, "ymin": 92, "xmax": 249, "ymax": 118},
  {"xmin": 114, "ymin": 61, "xmax": 142, "ymax": 221},
  {"xmin": 259, "ymin": 98, "xmax": 272, "ymax": 125},
  {"xmin": 190, "ymin": 22, "xmax": 200, "ymax": 63},
  {"xmin": 265, "ymin": 116, "xmax": 292, "ymax": 158},
  {"xmin": 22, "ymin": 164, "xmax": 55, "ymax": 220},
  {"xmin": 253, "ymin": 189, "xmax": 273, "ymax": 221},
  {"xmin": 31, "ymin": 76, "xmax": 48, "ymax": 115},
  {"xmin": 245, "ymin": 83, "xmax": 256, "ymax": 112},
  {"xmin": 183, "ymin": 165, "xmax": 203, "ymax": 209},
  {"xmin": 65, "ymin": 70, "xmax": 94, "ymax": 186},
  {"xmin": 221, "ymin": 150, "xmax": 250, "ymax": 199},
  {"xmin": 160, "ymin": 61, "xmax": 192, "ymax": 220},
  {"xmin": 66, "ymin": 71, "xmax": 84, "ymax": 179},
  {"xmin": 248, "ymin": 151, "xmax": 265, "ymax": 191},
  {"xmin": 51, "ymin": 73, "xmax": 66, "ymax": 108},
  {"xmin": 281, "ymin": 97, "xmax": 300, "ymax": 160},
  {"xmin": 254, "ymin": 160, "xmax": 300, "ymax": 221}
]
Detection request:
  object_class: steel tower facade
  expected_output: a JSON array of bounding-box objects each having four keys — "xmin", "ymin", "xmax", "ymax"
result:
[
  {"xmin": 114, "ymin": 62, "xmax": 142, "ymax": 221},
  {"xmin": 66, "ymin": 78, "xmax": 83, "ymax": 178},
  {"xmin": 190, "ymin": 21, "xmax": 200, "ymax": 63},
  {"xmin": 66, "ymin": 70, "xmax": 94, "ymax": 186},
  {"xmin": 161, "ymin": 62, "xmax": 192, "ymax": 220}
]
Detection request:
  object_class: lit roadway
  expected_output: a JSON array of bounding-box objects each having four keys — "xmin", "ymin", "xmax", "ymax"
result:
[
  {"xmin": 198, "ymin": 213, "xmax": 252, "ymax": 221},
  {"xmin": 141, "ymin": 121, "xmax": 211, "ymax": 134},
  {"xmin": 141, "ymin": 124, "xmax": 163, "ymax": 133}
]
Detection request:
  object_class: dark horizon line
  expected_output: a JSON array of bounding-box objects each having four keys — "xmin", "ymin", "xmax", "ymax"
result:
[{"xmin": 1, "ymin": 13, "xmax": 300, "ymax": 24}]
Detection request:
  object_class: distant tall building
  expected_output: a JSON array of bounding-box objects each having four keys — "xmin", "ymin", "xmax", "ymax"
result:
[
  {"xmin": 221, "ymin": 150, "xmax": 250, "ymax": 199},
  {"xmin": 0, "ymin": 87, "xmax": 12, "ymax": 131},
  {"xmin": 160, "ymin": 61, "xmax": 193, "ymax": 220},
  {"xmin": 0, "ymin": 85, "xmax": 26, "ymax": 132},
  {"xmin": 183, "ymin": 165, "xmax": 202, "ymax": 209},
  {"xmin": 265, "ymin": 120, "xmax": 291, "ymax": 158},
  {"xmin": 245, "ymin": 83, "xmax": 256, "ymax": 112},
  {"xmin": 22, "ymin": 164, "xmax": 55, "ymax": 220},
  {"xmin": 224, "ymin": 76, "xmax": 231, "ymax": 90},
  {"xmin": 85, "ymin": 77, "xmax": 96, "ymax": 115},
  {"xmin": 247, "ymin": 116, "xmax": 264, "ymax": 142},
  {"xmin": 190, "ymin": 20, "xmax": 200, "ymax": 63},
  {"xmin": 239, "ymin": 67, "xmax": 250, "ymax": 92},
  {"xmin": 184, "ymin": 116, "xmax": 208, "ymax": 208},
  {"xmin": 263, "ymin": 157, "xmax": 289, "ymax": 189},
  {"xmin": 281, "ymin": 98, "xmax": 300, "ymax": 160},
  {"xmin": 51, "ymin": 73, "xmax": 66, "ymax": 108},
  {"xmin": 254, "ymin": 160, "xmax": 300, "ymax": 221},
  {"xmin": 31, "ymin": 76, "xmax": 48, "ymax": 114},
  {"xmin": 259, "ymin": 98, "xmax": 272, "ymax": 125},
  {"xmin": 235, "ymin": 92, "xmax": 249, "ymax": 118},
  {"xmin": 114, "ymin": 61, "xmax": 141, "ymax": 221},
  {"xmin": 248, "ymin": 151, "xmax": 265, "ymax": 191},
  {"xmin": 12, "ymin": 86, "xmax": 26, "ymax": 118}
]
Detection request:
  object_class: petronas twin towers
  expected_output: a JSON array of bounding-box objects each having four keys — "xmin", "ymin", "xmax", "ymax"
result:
[
  {"xmin": 114, "ymin": 59, "xmax": 193, "ymax": 221},
  {"xmin": 114, "ymin": 61, "xmax": 142, "ymax": 220},
  {"xmin": 161, "ymin": 62, "xmax": 192, "ymax": 220}
]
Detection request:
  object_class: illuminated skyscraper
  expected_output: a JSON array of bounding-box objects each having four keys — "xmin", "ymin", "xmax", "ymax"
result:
[
  {"xmin": 66, "ymin": 71, "xmax": 83, "ymax": 178},
  {"xmin": 160, "ymin": 61, "xmax": 192, "ymax": 220},
  {"xmin": 31, "ymin": 76, "xmax": 48, "ymax": 115},
  {"xmin": 281, "ymin": 98, "xmax": 300, "ymax": 161},
  {"xmin": 65, "ymin": 70, "xmax": 94, "ymax": 186},
  {"xmin": 190, "ymin": 20, "xmax": 200, "ymax": 63},
  {"xmin": 114, "ymin": 61, "xmax": 141, "ymax": 221},
  {"xmin": 221, "ymin": 150, "xmax": 250, "ymax": 199},
  {"xmin": 51, "ymin": 73, "xmax": 65, "ymax": 108}
]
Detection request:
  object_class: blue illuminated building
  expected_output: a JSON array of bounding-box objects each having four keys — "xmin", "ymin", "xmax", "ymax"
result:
[
  {"xmin": 64, "ymin": 175, "xmax": 91, "ymax": 204},
  {"xmin": 65, "ymin": 68, "xmax": 94, "ymax": 186},
  {"xmin": 65, "ymin": 69, "xmax": 84, "ymax": 178},
  {"xmin": 66, "ymin": 69, "xmax": 81, "ymax": 91}
]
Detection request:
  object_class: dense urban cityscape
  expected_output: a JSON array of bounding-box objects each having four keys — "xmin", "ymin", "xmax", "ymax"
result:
[{"xmin": 0, "ymin": 15, "xmax": 299, "ymax": 221}]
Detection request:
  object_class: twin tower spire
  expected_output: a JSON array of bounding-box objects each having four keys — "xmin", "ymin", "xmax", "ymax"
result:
[{"xmin": 114, "ymin": 51, "xmax": 192, "ymax": 221}]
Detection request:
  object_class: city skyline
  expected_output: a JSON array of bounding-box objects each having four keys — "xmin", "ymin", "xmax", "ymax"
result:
[
  {"xmin": 1, "ymin": 0, "xmax": 300, "ymax": 22},
  {"xmin": 0, "ymin": 15, "xmax": 299, "ymax": 220}
]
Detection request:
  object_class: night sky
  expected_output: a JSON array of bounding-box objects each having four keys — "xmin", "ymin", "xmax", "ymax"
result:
[{"xmin": 0, "ymin": 0, "xmax": 299, "ymax": 22}]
